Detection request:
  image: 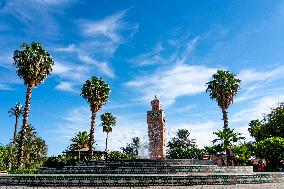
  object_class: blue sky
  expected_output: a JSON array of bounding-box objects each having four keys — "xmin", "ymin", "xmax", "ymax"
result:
[{"xmin": 1, "ymin": 0, "xmax": 284, "ymax": 155}]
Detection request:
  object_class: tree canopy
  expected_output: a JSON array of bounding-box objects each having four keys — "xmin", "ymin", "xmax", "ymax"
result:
[
  {"xmin": 248, "ymin": 103, "xmax": 284, "ymax": 141},
  {"xmin": 13, "ymin": 42, "xmax": 54, "ymax": 87}
]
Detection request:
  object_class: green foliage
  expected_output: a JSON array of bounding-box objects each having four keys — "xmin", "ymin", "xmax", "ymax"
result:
[
  {"xmin": 232, "ymin": 144, "xmax": 252, "ymax": 165},
  {"xmin": 255, "ymin": 137, "xmax": 284, "ymax": 171},
  {"xmin": 168, "ymin": 147, "xmax": 204, "ymax": 159},
  {"xmin": 69, "ymin": 131, "xmax": 89, "ymax": 150},
  {"xmin": 255, "ymin": 137, "xmax": 284, "ymax": 162},
  {"xmin": 8, "ymin": 168, "xmax": 39, "ymax": 174},
  {"xmin": 248, "ymin": 103, "xmax": 284, "ymax": 141},
  {"xmin": 121, "ymin": 137, "xmax": 141, "ymax": 157},
  {"xmin": 43, "ymin": 155, "xmax": 78, "ymax": 168},
  {"xmin": 248, "ymin": 119, "xmax": 265, "ymax": 142},
  {"xmin": 13, "ymin": 42, "xmax": 54, "ymax": 87},
  {"xmin": 213, "ymin": 128, "xmax": 245, "ymax": 151},
  {"xmin": 107, "ymin": 151, "xmax": 131, "ymax": 160},
  {"xmin": 0, "ymin": 145, "xmax": 9, "ymax": 171},
  {"xmin": 206, "ymin": 70, "xmax": 241, "ymax": 110},
  {"xmin": 167, "ymin": 129, "xmax": 196, "ymax": 153},
  {"xmin": 8, "ymin": 103, "xmax": 23, "ymax": 118},
  {"xmin": 100, "ymin": 113, "xmax": 116, "ymax": 134},
  {"xmin": 81, "ymin": 76, "xmax": 110, "ymax": 112},
  {"xmin": 11, "ymin": 125, "xmax": 47, "ymax": 169},
  {"xmin": 204, "ymin": 145, "xmax": 223, "ymax": 156}
]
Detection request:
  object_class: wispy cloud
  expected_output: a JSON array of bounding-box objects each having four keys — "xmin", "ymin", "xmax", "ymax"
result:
[
  {"xmin": 52, "ymin": 10, "xmax": 138, "ymax": 91},
  {"xmin": 126, "ymin": 64, "xmax": 217, "ymax": 107},
  {"xmin": 129, "ymin": 42, "xmax": 165, "ymax": 66},
  {"xmin": 50, "ymin": 106, "xmax": 147, "ymax": 152},
  {"xmin": 238, "ymin": 65, "xmax": 284, "ymax": 83},
  {"xmin": 0, "ymin": 0, "xmax": 72, "ymax": 36},
  {"xmin": 231, "ymin": 95, "xmax": 284, "ymax": 122},
  {"xmin": 235, "ymin": 65, "xmax": 284, "ymax": 103},
  {"xmin": 79, "ymin": 10, "xmax": 126, "ymax": 42},
  {"xmin": 55, "ymin": 81, "xmax": 77, "ymax": 92}
]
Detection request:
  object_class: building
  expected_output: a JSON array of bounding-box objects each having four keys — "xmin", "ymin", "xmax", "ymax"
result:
[{"xmin": 147, "ymin": 96, "xmax": 166, "ymax": 159}]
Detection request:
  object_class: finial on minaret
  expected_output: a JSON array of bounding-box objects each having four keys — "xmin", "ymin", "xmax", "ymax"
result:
[{"xmin": 154, "ymin": 94, "xmax": 157, "ymax": 99}]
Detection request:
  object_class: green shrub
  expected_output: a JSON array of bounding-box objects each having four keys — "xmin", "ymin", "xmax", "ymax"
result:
[
  {"xmin": 255, "ymin": 137, "xmax": 284, "ymax": 171},
  {"xmin": 43, "ymin": 155, "xmax": 78, "ymax": 168},
  {"xmin": 168, "ymin": 147, "xmax": 204, "ymax": 159},
  {"xmin": 107, "ymin": 151, "xmax": 131, "ymax": 160},
  {"xmin": 8, "ymin": 168, "xmax": 39, "ymax": 174}
]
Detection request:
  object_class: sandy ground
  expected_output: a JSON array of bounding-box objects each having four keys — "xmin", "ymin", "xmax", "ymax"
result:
[{"xmin": 0, "ymin": 184, "xmax": 283, "ymax": 189}]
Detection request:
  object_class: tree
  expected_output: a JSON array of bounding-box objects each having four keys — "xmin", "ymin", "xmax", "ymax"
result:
[
  {"xmin": 248, "ymin": 103, "xmax": 284, "ymax": 141},
  {"xmin": 212, "ymin": 128, "xmax": 245, "ymax": 165},
  {"xmin": 248, "ymin": 119, "xmax": 265, "ymax": 142},
  {"xmin": 255, "ymin": 137, "xmax": 284, "ymax": 171},
  {"xmin": 121, "ymin": 137, "xmax": 141, "ymax": 157},
  {"xmin": 8, "ymin": 103, "xmax": 23, "ymax": 146},
  {"xmin": 81, "ymin": 76, "xmax": 110, "ymax": 158},
  {"xmin": 10, "ymin": 124, "xmax": 47, "ymax": 169},
  {"xmin": 13, "ymin": 42, "xmax": 54, "ymax": 168},
  {"xmin": 167, "ymin": 129, "xmax": 196, "ymax": 153},
  {"xmin": 0, "ymin": 145, "xmax": 9, "ymax": 171},
  {"xmin": 131, "ymin": 137, "xmax": 140, "ymax": 156},
  {"xmin": 69, "ymin": 131, "xmax": 89, "ymax": 161},
  {"xmin": 232, "ymin": 143, "xmax": 252, "ymax": 165},
  {"xmin": 206, "ymin": 70, "xmax": 241, "ymax": 130},
  {"xmin": 100, "ymin": 113, "xmax": 116, "ymax": 152}
]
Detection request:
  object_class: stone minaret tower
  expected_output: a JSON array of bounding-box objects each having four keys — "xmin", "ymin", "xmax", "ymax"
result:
[{"xmin": 147, "ymin": 96, "xmax": 166, "ymax": 159}]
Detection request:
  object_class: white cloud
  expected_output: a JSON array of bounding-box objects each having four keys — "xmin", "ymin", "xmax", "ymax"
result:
[
  {"xmin": 231, "ymin": 95, "xmax": 284, "ymax": 122},
  {"xmin": 34, "ymin": 0, "xmax": 75, "ymax": 6},
  {"xmin": 126, "ymin": 64, "xmax": 217, "ymax": 107},
  {"xmin": 0, "ymin": 83, "xmax": 13, "ymax": 90},
  {"xmin": 78, "ymin": 54, "xmax": 114, "ymax": 78},
  {"xmin": 53, "ymin": 61, "xmax": 72, "ymax": 74},
  {"xmin": 55, "ymin": 44, "xmax": 76, "ymax": 53},
  {"xmin": 80, "ymin": 10, "xmax": 126, "ymax": 42},
  {"xmin": 238, "ymin": 66, "xmax": 284, "ymax": 83},
  {"xmin": 1, "ymin": 0, "xmax": 64, "ymax": 36},
  {"xmin": 51, "ymin": 10, "xmax": 137, "ymax": 85},
  {"xmin": 55, "ymin": 81, "xmax": 76, "ymax": 92},
  {"xmin": 129, "ymin": 42, "xmax": 165, "ymax": 66},
  {"xmin": 235, "ymin": 65, "xmax": 284, "ymax": 103},
  {"xmin": 50, "ymin": 106, "xmax": 147, "ymax": 152}
]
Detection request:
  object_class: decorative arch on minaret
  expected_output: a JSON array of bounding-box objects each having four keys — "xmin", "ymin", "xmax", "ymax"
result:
[{"xmin": 147, "ymin": 95, "xmax": 166, "ymax": 160}]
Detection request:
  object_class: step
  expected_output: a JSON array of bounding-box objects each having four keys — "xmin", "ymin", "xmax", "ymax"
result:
[
  {"xmin": 40, "ymin": 165, "xmax": 254, "ymax": 175},
  {"xmin": 76, "ymin": 159, "xmax": 214, "ymax": 167},
  {"xmin": 1, "ymin": 173, "xmax": 283, "ymax": 186}
]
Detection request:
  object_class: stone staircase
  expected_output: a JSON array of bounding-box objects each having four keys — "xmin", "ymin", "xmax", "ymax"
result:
[{"xmin": 0, "ymin": 159, "xmax": 283, "ymax": 187}]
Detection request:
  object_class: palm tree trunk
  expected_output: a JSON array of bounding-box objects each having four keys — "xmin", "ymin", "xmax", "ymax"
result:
[
  {"xmin": 222, "ymin": 108, "xmax": 231, "ymax": 165},
  {"xmin": 13, "ymin": 116, "xmax": 19, "ymax": 146},
  {"xmin": 89, "ymin": 110, "xmax": 96, "ymax": 158},
  {"xmin": 17, "ymin": 84, "xmax": 33, "ymax": 169},
  {"xmin": 105, "ymin": 133, "xmax": 108, "ymax": 152},
  {"xmin": 222, "ymin": 108, "xmax": 228, "ymax": 130}
]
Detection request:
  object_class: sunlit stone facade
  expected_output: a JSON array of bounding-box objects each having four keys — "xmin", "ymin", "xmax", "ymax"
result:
[{"xmin": 147, "ymin": 96, "xmax": 166, "ymax": 159}]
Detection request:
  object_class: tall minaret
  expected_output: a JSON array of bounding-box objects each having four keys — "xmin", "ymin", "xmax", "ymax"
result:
[{"xmin": 147, "ymin": 96, "xmax": 166, "ymax": 159}]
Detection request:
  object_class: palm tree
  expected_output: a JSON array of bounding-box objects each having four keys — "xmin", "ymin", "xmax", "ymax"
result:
[
  {"xmin": 13, "ymin": 42, "xmax": 54, "ymax": 168},
  {"xmin": 81, "ymin": 76, "xmax": 110, "ymax": 158},
  {"xmin": 100, "ymin": 113, "xmax": 116, "ymax": 152},
  {"xmin": 69, "ymin": 131, "xmax": 89, "ymax": 161},
  {"xmin": 8, "ymin": 103, "xmax": 23, "ymax": 145},
  {"xmin": 213, "ymin": 128, "xmax": 245, "ymax": 165},
  {"xmin": 206, "ymin": 70, "xmax": 241, "ymax": 130}
]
